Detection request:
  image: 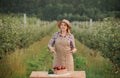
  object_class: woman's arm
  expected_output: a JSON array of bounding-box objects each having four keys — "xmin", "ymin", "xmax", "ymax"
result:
[
  {"xmin": 70, "ymin": 34, "xmax": 77, "ymax": 53},
  {"xmin": 48, "ymin": 32, "xmax": 57, "ymax": 53}
]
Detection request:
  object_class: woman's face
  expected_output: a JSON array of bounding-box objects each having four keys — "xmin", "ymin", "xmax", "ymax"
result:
[{"xmin": 60, "ymin": 22, "xmax": 68, "ymax": 31}]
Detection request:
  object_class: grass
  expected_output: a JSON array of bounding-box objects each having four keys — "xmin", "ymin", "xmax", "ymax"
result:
[
  {"xmin": 74, "ymin": 40, "xmax": 120, "ymax": 78},
  {"xmin": 0, "ymin": 32, "xmax": 120, "ymax": 78},
  {"xmin": 0, "ymin": 35, "xmax": 53, "ymax": 78}
]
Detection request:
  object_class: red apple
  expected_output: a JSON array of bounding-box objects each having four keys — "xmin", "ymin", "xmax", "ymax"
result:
[
  {"xmin": 61, "ymin": 66, "xmax": 64, "ymax": 69},
  {"xmin": 57, "ymin": 66, "xmax": 61, "ymax": 70},
  {"xmin": 53, "ymin": 66, "xmax": 58, "ymax": 70}
]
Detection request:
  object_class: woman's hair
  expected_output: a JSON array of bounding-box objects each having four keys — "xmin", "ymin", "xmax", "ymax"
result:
[{"xmin": 66, "ymin": 26, "xmax": 70, "ymax": 33}]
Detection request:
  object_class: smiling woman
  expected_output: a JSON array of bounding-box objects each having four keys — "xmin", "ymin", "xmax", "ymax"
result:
[{"xmin": 48, "ymin": 19, "xmax": 77, "ymax": 71}]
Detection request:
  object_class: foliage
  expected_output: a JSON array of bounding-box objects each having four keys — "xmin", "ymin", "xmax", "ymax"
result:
[
  {"xmin": 0, "ymin": 0, "xmax": 120, "ymax": 21},
  {"xmin": 0, "ymin": 14, "xmax": 54, "ymax": 58},
  {"xmin": 72, "ymin": 20, "xmax": 120, "ymax": 69}
]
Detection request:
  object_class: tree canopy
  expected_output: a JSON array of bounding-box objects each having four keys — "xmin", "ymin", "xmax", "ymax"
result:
[{"xmin": 0, "ymin": 0, "xmax": 120, "ymax": 21}]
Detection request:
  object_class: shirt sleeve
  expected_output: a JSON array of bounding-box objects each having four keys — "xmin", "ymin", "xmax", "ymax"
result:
[
  {"xmin": 48, "ymin": 32, "xmax": 57, "ymax": 47},
  {"xmin": 70, "ymin": 34, "xmax": 76, "ymax": 50}
]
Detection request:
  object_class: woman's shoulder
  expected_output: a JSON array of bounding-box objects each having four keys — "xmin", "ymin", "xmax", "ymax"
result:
[
  {"xmin": 68, "ymin": 33, "xmax": 74, "ymax": 38},
  {"xmin": 53, "ymin": 32, "xmax": 59, "ymax": 35},
  {"xmin": 52, "ymin": 32, "xmax": 59, "ymax": 38},
  {"xmin": 66, "ymin": 33, "xmax": 74, "ymax": 40}
]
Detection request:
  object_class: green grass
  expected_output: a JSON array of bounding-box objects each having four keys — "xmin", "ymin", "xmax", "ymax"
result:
[
  {"xmin": 74, "ymin": 40, "xmax": 120, "ymax": 78},
  {"xmin": 0, "ymin": 33, "xmax": 120, "ymax": 78}
]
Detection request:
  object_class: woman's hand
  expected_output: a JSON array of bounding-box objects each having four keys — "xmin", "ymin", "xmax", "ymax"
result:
[
  {"xmin": 66, "ymin": 50, "xmax": 73, "ymax": 55},
  {"xmin": 71, "ymin": 48, "xmax": 77, "ymax": 53},
  {"xmin": 48, "ymin": 46, "xmax": 56, "ymax": 55},
  {"xmin": 67, "ymin": 48, "xmax": 77, "ymax": 54},
  {"xmin": 51, "ymin": 49, "xmax": 56, "ymax": 55}
]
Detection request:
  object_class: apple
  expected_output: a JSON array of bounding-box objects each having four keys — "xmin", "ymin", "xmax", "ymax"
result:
[
  {"xmin": 57, "ymin": 66, "xmax": 61, "ymax": 70},
  {"xmin": 53, "ymin": 65, "xmax": 66, "ymax": 70},
  {"xmin": 53, "ymin": 66, "xmax": 58, "ymax": 70},
  {"xmin": 61, "ymin": 66, "xmax": 64, "ymax": 69}
]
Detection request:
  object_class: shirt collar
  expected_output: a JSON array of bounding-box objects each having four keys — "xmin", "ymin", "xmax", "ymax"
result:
[{"xmin": 58, "ymin": 31, "xmax": 70, "ymax": 37}]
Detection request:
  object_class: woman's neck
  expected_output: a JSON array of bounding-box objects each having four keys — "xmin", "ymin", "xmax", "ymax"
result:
[{"xmin": 61, "ymin": 30, "xmax": 67, "ymax": 34}]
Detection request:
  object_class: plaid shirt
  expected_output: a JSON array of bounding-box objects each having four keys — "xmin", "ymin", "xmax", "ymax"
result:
[{"xmin": 48, "ymin": 32, "xmax": 76, "ymax": 50}]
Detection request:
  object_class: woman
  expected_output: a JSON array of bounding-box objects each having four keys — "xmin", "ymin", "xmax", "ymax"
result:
[{"xmin": 48, "ymin": 19, "xmax": 77, "ymax": 71}]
